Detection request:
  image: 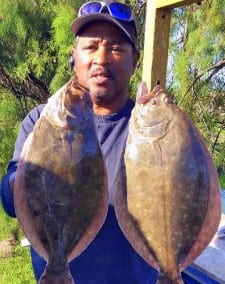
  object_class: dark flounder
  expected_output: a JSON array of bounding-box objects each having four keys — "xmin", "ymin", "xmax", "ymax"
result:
[
  {"xmin": 114, "ymin": 83, "xmax": 221, "ymax": 283},
  {"xmin": 14, "ymin": 80, "xmax": 108, "ymax": 284}
]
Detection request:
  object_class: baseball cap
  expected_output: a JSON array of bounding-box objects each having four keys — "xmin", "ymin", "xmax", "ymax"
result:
[{"xmin": 70, "ymin": 0, "xmax": 138, "ymax": 50}]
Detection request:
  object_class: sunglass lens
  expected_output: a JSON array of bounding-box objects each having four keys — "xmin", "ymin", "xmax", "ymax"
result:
[
  {"xmin": 109, "ymin": 3, "xmax": 132, "ymax": 20},
  {"xmin": 80, "ymin": 2, "xmax": 102, "ymax": 15}
]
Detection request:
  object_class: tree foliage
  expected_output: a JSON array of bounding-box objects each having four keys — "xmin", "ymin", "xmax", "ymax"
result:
[
  {"xmin": 168, "ymin": 0, "xmax": 225, "ymax": 178},
  {"xmin": 0, "ymin": 0, "xmax": 82, "ymax": 177},
  {"xmin": 0, "ymin": 91, "xmax": 23, "ymax": 175},
  {"xmin": 1, "ymin": 0, "xmax": 51, "ymax": 112},
  {"xmin": 0, "ymin": 0, "xmax": 83, "ymax": 114}
]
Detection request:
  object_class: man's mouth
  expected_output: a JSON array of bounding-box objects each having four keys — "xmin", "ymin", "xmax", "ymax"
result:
[
  {"xmin": 93, "ymin": 75, "xmax": 110, "ymax": 84},
  {"xmin": 90, "ymin": 70, "xmax": 114, "ymax": 84}
]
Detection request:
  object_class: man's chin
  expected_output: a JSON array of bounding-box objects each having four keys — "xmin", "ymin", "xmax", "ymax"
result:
[
  {"xmin": 89, "ymin": 87, "xmax": 108, "ymax": 98},
  {"xmin": 89, "ymin": 90, "xmax": 112, "ymax": 105}
]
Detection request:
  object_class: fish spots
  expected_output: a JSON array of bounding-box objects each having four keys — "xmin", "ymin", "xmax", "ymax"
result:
[
  {"xmin": 14, "ymin": 81, "xmax": 108, "ymax": 283},
  {"xmin": 115, "ymin": 86, "xmax": 221, "ymax": 283}
]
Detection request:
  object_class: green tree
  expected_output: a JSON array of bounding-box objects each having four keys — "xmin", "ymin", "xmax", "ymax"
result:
[
  {"xmin": 0, "ymin": 91, "xmax": 23, "ymax": 176},
  {"xmin": 168, "ymin": 0, "xmax": 225, "ymax": 181},
  {"xmin": 0, "ymin": 0, "xmax": 83, "ymax": 113},
  {"xmin": 0, "ymin": 0, "xmax": 82, "ymax": 177}
]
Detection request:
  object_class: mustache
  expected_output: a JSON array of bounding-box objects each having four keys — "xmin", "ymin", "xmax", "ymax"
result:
[{"xmin": 89, "ymin": 68, "xmax": 115, "ymax": 80}]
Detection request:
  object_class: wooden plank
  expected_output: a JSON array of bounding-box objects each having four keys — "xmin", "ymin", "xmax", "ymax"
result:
[
  {"xmin": 142, "ymin": 1, "xmax": 171, "ymax": 90},
  {"xmin": 156, "ymin": 0, "xmax": 202, "ymax": 9},
  {"xmin": 142, "ymin": 0, "xmax": 203, "ymax": 91}
]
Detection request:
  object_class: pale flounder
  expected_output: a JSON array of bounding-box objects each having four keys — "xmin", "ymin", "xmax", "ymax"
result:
[
  {"xmin": 114, "ymin": 83, "xmax": 221, "ymax": 284},
  {"xmin": 14, "ymin": 80, "xmax": 108, "ymax": 284}
]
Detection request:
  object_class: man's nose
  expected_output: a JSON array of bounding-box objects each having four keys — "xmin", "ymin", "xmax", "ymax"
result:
[{"xmin": 93, "ymin": 47, "xmax": 111, "ymax": 65}]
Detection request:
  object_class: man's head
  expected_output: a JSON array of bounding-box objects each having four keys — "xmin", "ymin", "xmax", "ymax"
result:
[
  {"xmin": 71, "ymin": 0, "xmax": 138, "ymax": 51},
  {"xmin": 70, "ymin": 1, "xmax": 139, "ymax": 114}
]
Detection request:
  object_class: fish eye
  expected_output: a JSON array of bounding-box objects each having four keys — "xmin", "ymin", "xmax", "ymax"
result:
[{"xmin": 151, "ymin": 98, "xmax": 158, "ymax": 105}]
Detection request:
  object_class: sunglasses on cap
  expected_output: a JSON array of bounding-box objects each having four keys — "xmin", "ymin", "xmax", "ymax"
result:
[{"xmin": 78, "ymin": 1, "xmax": 135, "ymax": 22}]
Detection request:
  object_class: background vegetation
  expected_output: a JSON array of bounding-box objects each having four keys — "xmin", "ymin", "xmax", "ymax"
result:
[{"xmin": 0, "ymin": 0, "xmax": 224, "ymax": 282}]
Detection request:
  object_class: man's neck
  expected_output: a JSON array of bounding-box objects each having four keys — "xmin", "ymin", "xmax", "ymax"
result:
[{"xmin": 93, "ymin": 97, "xmax": 128, "ymax": 115}]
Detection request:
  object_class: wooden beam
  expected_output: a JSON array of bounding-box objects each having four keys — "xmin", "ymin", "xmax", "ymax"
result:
[
  {"xmin": 142, "ymin": 2, "xmax": 171, "ymax": 90},
  {"xmin": 142, "ymin": 0, "xmax": 203, "ymax": 91},
  {"xmin": 156, "ymin": 0, "xmax": 202, "ymax": 9}
]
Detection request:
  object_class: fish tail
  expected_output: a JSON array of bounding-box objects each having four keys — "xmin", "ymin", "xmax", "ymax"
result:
[
  {"xmin": 157, "ymin": 272, "xmax": 184, "ymax": 284},
  {"xmin": 38, "ymin": 268, "xmax": 75, "ymax": 284}
]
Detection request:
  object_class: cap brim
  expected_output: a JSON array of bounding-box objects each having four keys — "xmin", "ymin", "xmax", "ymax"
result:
[{"xmin": 71, "ymin": 13, "xmax": 135, "ymax": 47}]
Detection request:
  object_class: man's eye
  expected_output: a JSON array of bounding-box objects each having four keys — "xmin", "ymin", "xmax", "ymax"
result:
[
  {"xmin": 83, "ymin": 45, "xmax": 96, "ymax": 50},
  {"xmin": 112, "ymin": 46, "xmax": 124, "ymax": 52}
]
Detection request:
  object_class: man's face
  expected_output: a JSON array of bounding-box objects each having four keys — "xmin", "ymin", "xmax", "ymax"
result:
[{"xmin": 72, "ymin": 21, "xmax": 138, "ymax": 109}]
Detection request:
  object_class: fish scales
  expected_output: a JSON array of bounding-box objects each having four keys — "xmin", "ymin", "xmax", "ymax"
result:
[
  {"xmin": 114, "ymin": 84, "xmax": 221, "ymax": 283},
  {"xmin": 14, "ymin": 80, "xmax": 108, "ymax": 284}
]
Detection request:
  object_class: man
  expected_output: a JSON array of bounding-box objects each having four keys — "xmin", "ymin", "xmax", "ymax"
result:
[{"xmin": 0, "ymin": 1, "xmax": 159, "ymax": 283}]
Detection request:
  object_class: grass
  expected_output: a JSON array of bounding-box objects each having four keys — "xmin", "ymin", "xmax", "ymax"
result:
[
  {"xmin": 0, "ymin": 245, "xmax": 36, "ymax": 284},
  {"xmin": 0, "ymin": 206, "xmax": 36, "ymax": 284}
]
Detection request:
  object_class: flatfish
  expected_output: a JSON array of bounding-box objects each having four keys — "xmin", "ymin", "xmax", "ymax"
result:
[
  {"xmin": 14, "ymin": 80, "xmax": 108, "ymax": 284},
  {"xmin": 114, "ymin": 83, "xmax": 221, "ymax": 283}
]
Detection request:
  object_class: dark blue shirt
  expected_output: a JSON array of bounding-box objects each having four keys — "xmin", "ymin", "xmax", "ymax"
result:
[{"xmin": 0, "ymin": 98, "xmax": 159, "ymax": 283}]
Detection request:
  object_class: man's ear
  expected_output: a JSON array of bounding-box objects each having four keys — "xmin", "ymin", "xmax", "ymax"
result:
[
  {"xmin": 69, "ymin": 48, "xmax": 76, "ymax": 71},
  {"xmin": 133, "ymin": 50, "xmax": 140, "ymax": 71},
  {"xmin": 69, "ymin": 56, "xmax": 74, "ymax": 71},
  {"xmin": 72, "ymin": 47, "xmax": 76, "ymax": 57}
]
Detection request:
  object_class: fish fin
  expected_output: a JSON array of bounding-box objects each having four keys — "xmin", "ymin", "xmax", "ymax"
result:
[
  {"xmin": 157, "ymin": 273, "xmax": 184, "ymax": 284},
  {"xmin": 38, "ymin": 269, "xmax": 75, "ymax": 284}
]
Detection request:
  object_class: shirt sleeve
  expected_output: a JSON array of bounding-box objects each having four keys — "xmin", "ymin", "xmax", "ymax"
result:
[{"xmin": 0, "ymin": 104, "xmax": 45, "ymax": 217}]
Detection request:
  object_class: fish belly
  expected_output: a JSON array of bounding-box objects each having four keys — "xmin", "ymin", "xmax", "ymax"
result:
[
  {"xmin": 115, "ymin": 103, "xmax": 221, "ymax": 282},
  {"xmin": 14, "ymin": 116, "xmax": 108, "ymax": 282}
]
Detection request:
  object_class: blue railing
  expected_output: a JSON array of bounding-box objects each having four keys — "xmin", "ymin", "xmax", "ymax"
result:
[{"xmin": 182, "ymin": 267, "xmax": 221, "ymax": 284}]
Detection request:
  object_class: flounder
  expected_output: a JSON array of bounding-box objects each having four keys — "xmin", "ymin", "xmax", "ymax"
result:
[
  {"xmin": 14, "ymin": 80, "xmax": 108, "ymax": 284},
  {"xmin": 115, "ymin": 83, "xmax": 221, "ymax": 283}
]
